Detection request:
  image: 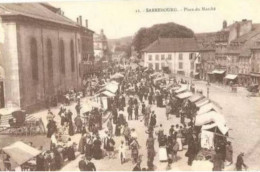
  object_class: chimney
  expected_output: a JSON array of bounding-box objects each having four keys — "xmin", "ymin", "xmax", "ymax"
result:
[
  {"xmin": 85, "ymin": 19, "xmax": 88, "ymax": 28},
  {"xmin": 223, "ymin": 20, "xmax": 227, "ymax": 29},
  {"xmin": 236, "ymin": 23, "xmax": 240, "ymax": 37},
  {"xmin": 79, "ymin": 16, "xmax": 82, "ymax": 26},
  {"xmin": 76, "ymin": 17, "xmax": 79, "ymax": 24}
]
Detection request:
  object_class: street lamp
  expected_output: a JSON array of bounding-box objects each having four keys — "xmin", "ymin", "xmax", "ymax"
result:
[{"xmin": 206, "ymin": 80, "xmax": 210, "ymax": 98}]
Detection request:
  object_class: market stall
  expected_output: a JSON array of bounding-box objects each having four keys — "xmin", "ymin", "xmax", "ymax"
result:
[
  {"xmin": 197, "ymin": 103, "xmax": 221, "ymax": 115},
  {"xmin": 195, "ymin": 98, "xmax": 210, "ymax": 108},
  {"xmin": 176, "ymin": 91, "xmax": 193, "ymax": 99},
  {"xmin": 110, "ymin": 73, "xmax": 124, "ymax": 79},
  {"xmin": 175, "ymin": 84, "xmax": 188, "ymax": 94},
  {"xmin": 1, "ymin": 141, "xmax": 41, "ymax": 171},
  {"xmin": 188, "ymin": 94, "xmax": 205, "ymax": 103}
]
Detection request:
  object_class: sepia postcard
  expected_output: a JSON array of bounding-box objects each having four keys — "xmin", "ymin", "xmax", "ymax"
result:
[{"xmin": 0, "ymin": 0, "xmax": 260, "ymax": 171}]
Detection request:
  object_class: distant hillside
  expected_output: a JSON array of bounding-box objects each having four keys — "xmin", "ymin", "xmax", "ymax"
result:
[
  {"xmin": 108, "ymin": 36, "xmax": 133, "ymax": 49},
  {"xmin": 132, "ymin": 22, "xmax": 194, "ymax": 58}
]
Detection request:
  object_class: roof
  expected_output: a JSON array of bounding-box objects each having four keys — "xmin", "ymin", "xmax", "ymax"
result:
[
  {"xmin": 0, "ymin": 3, "xmax": 78, "ymax": 28},
  {"xmin": 195, "ymin": 32, "xmax": 217, "ymax": 51},
  {"xmin": 40, "ymin": 2, "xmax": 60, "ymax": 13},
  {"xmin": 142, "ymin": 37, "xmax": 199, "ymax": 53},
  {"xmin": 226, "ymin": 28, "xmax": 260, "ymax": 56}
]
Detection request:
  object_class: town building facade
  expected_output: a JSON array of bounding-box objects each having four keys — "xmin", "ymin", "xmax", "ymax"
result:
[
  {"xmin": 142, "ymin": 38, "xmax": 200, "ymax": 78},
  {"xmin": 0, "ymin": 3, "xmax": 94, "ymax": 111},
  {"xmin": 197, "ymin": 20, "xmax": 260, "ymax": 86}
]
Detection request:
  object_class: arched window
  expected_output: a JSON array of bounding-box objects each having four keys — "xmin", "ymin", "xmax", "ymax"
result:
[
  {"xmin": 30, "ymin": 38, "xmax": 38, "ymax": 81},
  {"xmin": 47, "ymin": 39, "xmax": 53, "ymax": 78},
  {"xmin": 59, "ymin": 39, "xmax": 65, "ymax": 74},
  {"xmin": 70, "ymin": 40, "xmax": 75, "ymax": 72}
]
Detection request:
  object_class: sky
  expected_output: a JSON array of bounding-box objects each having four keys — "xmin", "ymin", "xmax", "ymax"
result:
[{"xmin": 26, "ymin": 0, "xmax": 260, "ymax": 39}]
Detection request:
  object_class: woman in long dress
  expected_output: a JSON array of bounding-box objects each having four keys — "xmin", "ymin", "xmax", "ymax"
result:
[
  {"xmin": 68, "ymin": 120, "xmax": 74, "ymax": 136},
  {"xmin": 92, "ymin": 136, "xmax": 103, "ymax": 160},
  {"xmin": 176, "ymin": 130, "xmax": 183, "ymax": 151},
  {"xmin": 158, "ymin": 135, "xmax": 168, "ymax": 162},
  {"xmin": 115, "ymin": 123, "xmax": 121, "ymax": 136},
  {"xmin": 78, "ymin": 134, "xmax": 87, "ymax": 154},
  {"xmin": 85, "ymin": 135, "xmax": 93, "ymax": 159}
]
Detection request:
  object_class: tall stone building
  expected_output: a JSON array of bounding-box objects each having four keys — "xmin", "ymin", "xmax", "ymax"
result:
[
  {"xmin": 94, "ymin": 29, "xmax": 109, "ymax": 62},
  {"xmin": 197, "ymin": 19, "xmax": 260, "ymax": 86},
  {"xmin": 0, "ymin": 3, "xmax": 94, "ymax": 111}
]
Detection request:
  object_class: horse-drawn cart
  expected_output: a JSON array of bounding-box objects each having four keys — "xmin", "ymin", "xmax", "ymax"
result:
[{"xmin": 0, "ymin": 109, "xmax": 45, "ymax": 135}]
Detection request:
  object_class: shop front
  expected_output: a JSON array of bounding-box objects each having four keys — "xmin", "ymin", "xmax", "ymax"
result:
[
  {"xmin": 212, "ymin": 69, "xmax": 226, "ymax": 83},
  {"xmin": 251, "ymin": 72, "xmax": 260, "ymax": 86},
  {"xmin": 224, "ymin": 74, "xmax": 238, "ymax": 85}
]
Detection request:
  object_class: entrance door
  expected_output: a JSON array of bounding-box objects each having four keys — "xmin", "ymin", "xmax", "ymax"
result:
[{"xmin": 0, "ymin": 81, "xmax": 4, "ymax": 108}]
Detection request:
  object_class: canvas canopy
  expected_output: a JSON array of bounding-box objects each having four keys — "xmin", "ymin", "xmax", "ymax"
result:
[
  {"xmin": 195, "ymin": 98, "xmax": 210, "ymax": 107},
  {"xmin": 110, "ymin": 80, "xmax": 119, "ymax": 85},
  {"xmin": 197, "ymin": 103, "xmax": 220, "ymax": 115},
  {"xmin": 171, "ymin": 86, "xmax": 181, "ymax": 91},
  {"xmin": 110, "ymin": 73, "xmax": 124, "ymax": 79},
  {"xmin": 154, "ymin": 76, "xmax": 168, "ymax": 82},
  {"xmin": 100, "ymin": 90, "xmax": 115, "ymax": 97},
  {"xmin": 175, "ymin": 85, "xmax": 188, "ymax": 94},
  {"xmin": 212, "ymin": 70, "xmax": 225, "ymax": 74},
  {"xmin": 82, "ymin": 103, "xmax": 94, "ymax": 113},
  {"xmin": 130, "ymin": 63, "xmax": 138, "ymax": 69},
  {"xmin": 2, "ymin": 141, "xmax": 41, "ymax": 166},
  {"xmin": 188, "ymin": 94, "xmax": 204, "ymax": 103},
  {"xmin": 164, "ymin": 83, "xmax": 174, "ymax": 90},
  {"xmin": 150, "ymin": 72, "xmax": 160, "ymax": 77},
  {"xmin": 201, "ymin": 123, "xmax": 229, "ymax": 135},
  {"xmin": 195, "ymin": 111, "xmax": 226, "ymax": 127},
  {"xmin": 176, "ymin": 91, "xmax": 193, "ymax": 99},
  {"xmin": 104, "ymin": 83, "xmax": 118, "ymax": 93},
  {"xmin": 224, "ymin": 74, "xmax": 237, "ymax": 80}
]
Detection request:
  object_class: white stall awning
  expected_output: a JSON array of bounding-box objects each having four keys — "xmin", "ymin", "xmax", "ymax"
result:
[
  {"xmin": 2, "ymin": 141, "xmax": 41, "ymax": 166},
  {"xmin": 212, "ymin": 70, "xmax": 226, "ymax": 74},
  {"xmin": 176, "ymin": 91, "xmax": 193, "ymax": 99},
  {"xmin": 224, "ymin": 74, "xmax": 237, "ymax": 80},
  {"xmin": 197, "ymin": 103, "xmax": 220, "ymax": 115}
]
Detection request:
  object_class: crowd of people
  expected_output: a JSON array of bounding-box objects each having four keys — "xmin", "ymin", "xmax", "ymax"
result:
[{"xmin": 38, "ymin": 62, "xmax": 248, "ymax": 171}]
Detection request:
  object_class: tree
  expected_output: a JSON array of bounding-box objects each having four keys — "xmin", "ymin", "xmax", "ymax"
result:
[{"xmin": 132, "ymin": 22, "xmax": 194, "ymax": 58}]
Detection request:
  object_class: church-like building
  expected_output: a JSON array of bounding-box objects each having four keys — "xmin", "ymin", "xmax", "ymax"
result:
[{"xmin": 0, "ymin": 3, "xmax": 94, "ymax": 111}]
